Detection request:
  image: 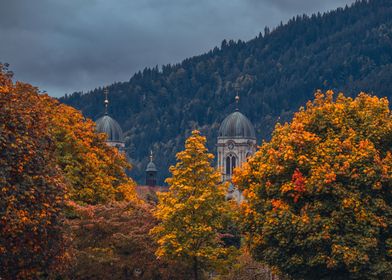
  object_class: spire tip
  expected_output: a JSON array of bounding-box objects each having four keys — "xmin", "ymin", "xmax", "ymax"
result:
[
  {"xmin": 235, "ymin": 92, "xmax": 240, "ymax": 111},
  {"xmin": 104, "ymin": 87, "xmax": 109, "ymax": 115}
]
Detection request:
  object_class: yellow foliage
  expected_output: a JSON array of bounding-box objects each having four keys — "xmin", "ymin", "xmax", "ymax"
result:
[
  {"xmin": 233, "ymin": 91, "xmax": 392, "ymax": 278},
  {"xmin": 151, "ymin": 130, "xmax": 238, "ymax": 277},
  {"xmin": 29, "ymin": 93, "xmax": 138, "ymax": 205}
]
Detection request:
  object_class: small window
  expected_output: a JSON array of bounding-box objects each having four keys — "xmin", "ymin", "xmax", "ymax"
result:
[
  {"xmin": 225, "ymin": 154, "xmax": 237, "ymax": 175},
  {"xmin": 226, "ymin": 156, "xmax": 231, "ymax": 175}
]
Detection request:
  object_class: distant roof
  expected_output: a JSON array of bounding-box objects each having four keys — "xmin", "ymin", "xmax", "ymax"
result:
[
  {"xmin": 218, "ymin": 111, "xmax": 256, "ymax": 139},
  {"xmin": 146, "ymin": 161, "xmax": 157, "ymax": 172},
  {"xmin": 95, "ymin": 114, "xmax": 124, "ymax": 142}
]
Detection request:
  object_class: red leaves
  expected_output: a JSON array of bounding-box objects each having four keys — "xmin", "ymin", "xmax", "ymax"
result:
[
  {"xmin": 291, "ymin": 169, "xmax": 306, "ymax": 203},
  {"xmin": 234, "ymin": 91, "xmax": 392, "ymax": 279},
  {"xmin": 0, "ymin": 66, "xmax": 68, "ymax": 278}
]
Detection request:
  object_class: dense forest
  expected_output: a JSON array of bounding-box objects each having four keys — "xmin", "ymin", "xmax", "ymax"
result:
[{"xmin": 60, "ymin": 0, "xmax": 392, "ymax": 184}]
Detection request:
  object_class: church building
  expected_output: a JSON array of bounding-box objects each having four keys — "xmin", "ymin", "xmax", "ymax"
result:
[
  {"xmin": 95, "ymin": 87, "xmax": 125, "ymax": 153},
  {"xmin": 95, "ymin": 88, "xmax": 164, "ymax": 202},
  {"xmin": 145, "ymin": 150, "xmax": 158, "ymax": 187},
  {"xmin": 217, "ymin": 94, "xmax": 257, "ymax": 202},
  {"xmin": 96, "ymin": 88, "xmax": 256, "ymax": 203}
]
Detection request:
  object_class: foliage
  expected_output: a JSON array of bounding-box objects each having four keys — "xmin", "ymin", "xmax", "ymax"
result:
[
  {"xmin": 233, "ymin": 92, "xmax": 392, "ymax": 279},
  {"xmin": 0, "ymin": 64, "xmax": 68, "ymax": 278},
  {"xmin": 151, "ymin": 130, "xmax": 237, "ymax": 280},
  {"xmin": 64, "ymin": 201, "xmax": 187, "ymax": 280},
  {"xmin": 1, "ymin": 64, "xmax": 138, "ymax": 278},
  {"xmin": 60, "ymin": 0, "xmax": 392, "ymax": 184},
  {"xmin": 216, "ymin": 250, "xmax": 282, "ymax": 280},
  {"xmin": 46, "ymin": 98, "xmax": 137, "ymax": 205},
  {"xmin": 3, "ymin": 75, "xmax": 137, "ymax": 205}
]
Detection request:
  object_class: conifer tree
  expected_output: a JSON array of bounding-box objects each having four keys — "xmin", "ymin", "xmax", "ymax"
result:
[{"xmin": 151, "ymin": 130, "xmax": 236, "ymax": 280}]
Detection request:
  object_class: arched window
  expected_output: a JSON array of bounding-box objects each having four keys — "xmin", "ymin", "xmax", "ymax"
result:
[
  {"xmin": 226, "ymin": 156, "xmax": 231, "ymax": 175},
  {"xmin": 225, "ymin": 154, "xmax": 237, "ymax": 175}
]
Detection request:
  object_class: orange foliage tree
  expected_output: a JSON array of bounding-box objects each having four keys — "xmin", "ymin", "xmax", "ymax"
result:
[
  {"xmin": 6, "ymin": 75, "xmax": 136, "ymax": 205},
  {"xmin": 46, "ymin": 97, "xmax": 136, "ymax": 205},
  {"xmin": 234, "ymin": 91, "xmax": 392, "ymax": 279},
  {"xmin": 65, "ymin": 201, "xmax": 187, "ymax": 280},
  {"xmin": 1, "ymin": 64, "xmax": 138, "ymax": 278},
  {"xmin": 0, "ymin": 64, "xmax": 68, "ymax": 278}
]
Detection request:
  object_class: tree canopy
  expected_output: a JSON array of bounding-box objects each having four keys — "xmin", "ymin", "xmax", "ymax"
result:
[
  {"xmin": 151, "ymin": 130, "xmax": 237, "ymax": 280},
  {"xmin": 0, "ymin": 64, "xmax": 139, "ymax": 278},
  {"xmin": 47, "ymin": 96, "xmax": 137, "ymax": 205},
  {"xmin": 234, "ymin": 91, "xmax": 392, "ymax": 279},
  {"xmin": 0, "ymin": 64, "xmax": 68, "ymax": 278}
]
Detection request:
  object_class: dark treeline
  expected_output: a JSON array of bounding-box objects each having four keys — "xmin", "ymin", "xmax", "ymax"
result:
[{"xmin": 60, "ymin": 0, "xmax": 392, "ymax": 184}]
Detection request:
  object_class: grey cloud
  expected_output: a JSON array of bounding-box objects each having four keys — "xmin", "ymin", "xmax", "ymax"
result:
[
  {"xmin": 0, "ymin": 0, "xmax": 355, "ymax": 97},
  {"xmin": 253, "ymin": 0, "xmax": 353, "ymax": 13}
]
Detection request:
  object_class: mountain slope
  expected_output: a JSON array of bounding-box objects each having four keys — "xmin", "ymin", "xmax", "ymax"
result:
[{"xmin": 61, "ymin": 0, "xmax": 392, "ymax": 184}]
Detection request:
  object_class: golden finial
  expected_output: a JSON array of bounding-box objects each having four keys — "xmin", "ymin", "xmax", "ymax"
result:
[
  {"xmin": 104, "ymin": 87, "xmax": 109, "ymax": 115},
  {"xmin": 235, "ymin": 92, "xmax": 240, "ymax": 111}
]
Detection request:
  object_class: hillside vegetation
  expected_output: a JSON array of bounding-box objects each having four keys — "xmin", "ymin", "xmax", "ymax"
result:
[{"xmin": 60, "ymin": 0, "xmax": 392, "ymax": 184}]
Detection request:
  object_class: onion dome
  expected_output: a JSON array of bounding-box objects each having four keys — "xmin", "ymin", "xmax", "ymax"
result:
[
  {"xmin": 96, "ymin": 115, "xmax": 124, "ymax": 142},
  {"xmin": 218, "ymin": 111, "xmax": 256, "ymax": 139},
  {"xmin": 145, "ymin": 150, "xmax": 158, "ymax": 172},
  {"xmin": 146, "ymin": 161, "xmax": 157, "ymax": 172},
  {"xmin": 95, "ymin": 87, "xmax": 124, "ymax": 142}
]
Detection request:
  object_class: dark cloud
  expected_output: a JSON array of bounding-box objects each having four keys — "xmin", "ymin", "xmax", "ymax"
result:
[
  {"xmin": 260, "ymin": 0, "xmax": 353, "ymax": 12},
  {"xmin": 0, "ymin": 0, "xmax": 356, "ymax": 97}
]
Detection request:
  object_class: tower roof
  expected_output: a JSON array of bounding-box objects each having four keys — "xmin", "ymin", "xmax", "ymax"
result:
[
  {"xmin": 146, "ymin": 161, "xmax": 157, "ymax": 172},
  {"xmin": 95, "ymin": 87, "xmax": 124, "ymax": 143},
  {"xmin": 146, "ymin": 150, "xmax": 157, "ymax": 172},
  {"xmin": 218, "ymin": 111, "xmax": 256, "ymax": 139},
  {"xmin": 96, "ymin": 115, "xmax": 124, "ymax": 142}
]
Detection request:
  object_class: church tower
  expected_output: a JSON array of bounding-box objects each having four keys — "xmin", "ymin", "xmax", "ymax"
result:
[
  {"xmin": 217, "ymin": 93, "xmax": 256, "ymax": 191},
  {"xmin": 95, "ymin": 87, "xmax": 125, "ymax": 152},
  {"xmin": 145, "ymin": 150, "xmax": 158, "ymax": 187}
]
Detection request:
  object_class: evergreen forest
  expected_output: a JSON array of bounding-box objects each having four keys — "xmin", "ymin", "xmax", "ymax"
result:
[{"xmin": 60, "ymin": 0, "xmax": 392, "ymax": 184}]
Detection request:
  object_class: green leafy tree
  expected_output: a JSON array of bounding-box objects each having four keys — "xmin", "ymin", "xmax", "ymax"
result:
[
  {"xmin": 151, "ymin": 130, "xmax": 237, "ymax": 280},
  {"xmin": 234, "ymin": 91, "xmax": 392, "ymax": 279}
]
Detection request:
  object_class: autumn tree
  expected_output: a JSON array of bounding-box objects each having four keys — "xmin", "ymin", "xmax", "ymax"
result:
[
  {"xmin": 234, "ymin": 91, "xmax": 392, "ymax": 279},
  {"xmin": 0, "ymin": 64, "xmax": 138, "ymax": 278},
  {"xmin": 151, "ymin": 130, "xmax": 237, "ymax": 280},
  {"xmin": 64, "ymin": 201, "xmax": 186, "ymax": 280},
  {"xmin": 5, "ymin": 79, "xmax": 137, "ymax": 206},
  {"xmin": 0, "ymin": 64, "xmax": 68, "ymax": 278},
  {"xmin": 46, "ymin": 98, "xmax": 136, "ymax": 205}
]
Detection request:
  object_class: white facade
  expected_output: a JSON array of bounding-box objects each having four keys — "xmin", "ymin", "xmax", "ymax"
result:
[
  {"xmin": 217, "ymin": 110, "xmax": 257, "ymax": 203},
  {"xmin": 107, "ymin": 140, "xmax": 126, "ymax": 153},
  {"xmin": 217, "ymin": 138, "xmax": 256, "ymax": 182}
]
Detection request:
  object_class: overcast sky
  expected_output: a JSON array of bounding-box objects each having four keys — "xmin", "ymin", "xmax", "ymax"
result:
[{"xmin": 0, "ymin": 0, "xmax": 356, "ymax": 97}]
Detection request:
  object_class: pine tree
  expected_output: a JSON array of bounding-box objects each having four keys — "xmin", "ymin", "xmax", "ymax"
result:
[{"xmin": 151, "ymin": 130, "xmax": 236, "ymax": 280}]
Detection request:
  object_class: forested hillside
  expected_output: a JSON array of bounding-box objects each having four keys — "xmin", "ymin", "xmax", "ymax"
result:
[{"xmin": 60, "ymin": 0, "xmax": 392, "ymax": 184}]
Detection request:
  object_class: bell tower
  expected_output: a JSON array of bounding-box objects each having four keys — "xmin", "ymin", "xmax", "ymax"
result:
[
  {"xmin": 217, "ymin": 93, "xmax": 256, "ymax": 181},
  {"xmin": 145, "ymin": 150, "xmax": 158, "ymax": 187},
  {"xmin": 95, "ymin": 87, "xmax": 125, "ymax": 153},
  {"xmin": 217, "ymin": 93, "xmax": 256, "ymax": 201}
]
